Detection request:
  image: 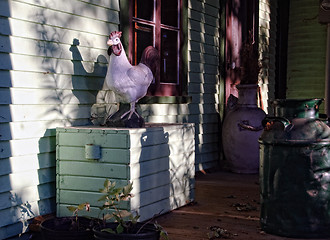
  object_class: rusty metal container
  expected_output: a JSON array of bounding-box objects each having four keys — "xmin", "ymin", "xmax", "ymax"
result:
[{"xmin": 259, "ymin": 99, "xmax": 330, "ymax": 238}]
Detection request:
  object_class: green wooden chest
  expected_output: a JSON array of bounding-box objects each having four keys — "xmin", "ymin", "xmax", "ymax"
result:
[{"xmin": 56, "ymin": 123, "xmax": 195, "ymax": 221}]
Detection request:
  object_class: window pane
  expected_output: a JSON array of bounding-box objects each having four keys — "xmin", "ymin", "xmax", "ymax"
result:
[
  {"xmin": 133, "ymin": 23, "xmax": 153, "ymax": 65},
  {"xmin": 134, "ymin": 0, "xmax": 154, "ymax": 21},
  {"xmin": 161, "ymin": 29, "xmax": 178, "ymax": 83},
  {"xmin": 161, "ymin": 0, "xmax": 178, "ymax": 27}
]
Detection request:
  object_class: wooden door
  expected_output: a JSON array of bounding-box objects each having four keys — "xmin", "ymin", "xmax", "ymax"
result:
[{"xmin": 225, "ymin": 0, "xmax": 258, "ymax": 105}]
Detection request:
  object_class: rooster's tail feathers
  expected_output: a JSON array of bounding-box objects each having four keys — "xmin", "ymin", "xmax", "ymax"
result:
[{"xmin": 140, "ymin": 46, "xmax": 159, "ymax": 76}]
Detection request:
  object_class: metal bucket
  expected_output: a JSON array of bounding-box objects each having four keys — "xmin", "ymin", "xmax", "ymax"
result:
[{"xmin": 259, "ymin": 99, "xmax": 330, "ymax": 238}]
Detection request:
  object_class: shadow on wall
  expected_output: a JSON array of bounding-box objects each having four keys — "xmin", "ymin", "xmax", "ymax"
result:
[
  {"xmin": 35, "ymin": 37, "xmax": 109, "ymax": 219},
  {"xmin": 70, "ymin": 38, "xmax": 117, "ymax": 125},
  {"xmin": 132, "ymin": 124, "xmax": 195, "ymax": 220},
  {"xmin": 133, "ymin": 129, "xmax": 171, "ymax": 221},
  {"xmin": 70, "ymin": 38, "xmax": 109, "ymax": 126}
]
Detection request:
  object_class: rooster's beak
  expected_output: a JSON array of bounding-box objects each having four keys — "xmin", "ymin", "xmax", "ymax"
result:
[{"xmin": 107, "ymin": 39, "xmax": 113, "ymax": 46}]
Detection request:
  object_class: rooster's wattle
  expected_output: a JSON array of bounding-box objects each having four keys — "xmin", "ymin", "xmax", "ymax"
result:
[{"xmin": 105, "ymin": 31, "xmax": 159, "ymax": 119}]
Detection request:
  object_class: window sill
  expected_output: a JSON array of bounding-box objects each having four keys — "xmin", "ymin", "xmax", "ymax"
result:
[{"xmin": 138, "ymin": 96, "xmax": 192, "ymax": 104}]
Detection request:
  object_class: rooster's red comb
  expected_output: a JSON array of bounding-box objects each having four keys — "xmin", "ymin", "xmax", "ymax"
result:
[{"xmin": 109, "ymin": 31, "xmax": 122, "ymax": 39}]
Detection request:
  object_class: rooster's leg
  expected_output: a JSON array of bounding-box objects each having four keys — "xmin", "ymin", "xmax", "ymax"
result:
[{"xmin": 121, "ymin": 102, "xmax": 140, "ymax": 119}]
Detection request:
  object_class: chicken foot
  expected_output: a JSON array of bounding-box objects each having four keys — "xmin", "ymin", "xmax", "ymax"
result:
[{"xmin": 120, "ymin": 102, "xmax": 140, "ymax": 119}]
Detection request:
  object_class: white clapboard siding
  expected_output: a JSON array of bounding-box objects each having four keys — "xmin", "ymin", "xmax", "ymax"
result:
[
  {"xmin": 0, "ymin": 35, "xmax": 109, "ymax": 63},
  {"xmin": 0, "ymin": 0, "xmax": 120, "ymax": 238},
  {"xmin": 17, "ymin": 0, "xmax": 120, "ymax": 21},
  {"xmin": 0, "ymin": 1, "xmax": 119, "ymax": 36},
  {"xmin": 0, "ymin": 153, "xmax": 55, "ymax": 176},
  {"xmin": 0, "ymin": 71, "xmax": 107, "ymax": 90},
  {"xmin": 0, "ymin": 198, "xmax": 54, "ymax": 228},
  {"xmin": 0, "ymin": 137, "xmax": 56, "ymax": 159},
  {"xmin": 0, "ymin": 183, "xmax": 55, "ymax": 210},
  {"xmin": 258, "ymin": 0, "xmax": 279, "ymax": 113},
  {"xmin": 187, "ymin": 0, "xmax": 221, "ymax": 171},
  {"xmin": 0, "ymin": 168, "xmax": 55, "ymax": 194},
  {"xmin": 0, "ymin": 120, "xmax": 88, "ymax": 141},
  {"xmin": 0, "ymin": 53, "xmax": 106, "ymax": 75},
  {"xmin": 0, "ymin": 88, "xmax": 101, "ymax": 105},
  {"xmin": 0, "ymin": 104, "xmax": 93, "ymax": 122},
  {"xmin": 1, "ymin": 0, "xmax": 223, "ymax": 238},
  {"xmin": 0, "ymin": 18, "xmax": 114, "ymax": 48},
  {"xmin": 141, "ymin": 104, "xmax": 191, "ymax": 116}
]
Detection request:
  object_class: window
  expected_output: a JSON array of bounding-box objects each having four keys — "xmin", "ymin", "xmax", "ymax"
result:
[{"xmin": 128, "ymin": 0, "xmax": 184, "ymax": 96}]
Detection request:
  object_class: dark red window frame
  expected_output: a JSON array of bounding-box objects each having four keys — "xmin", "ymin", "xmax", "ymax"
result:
[{"xmin": 128, "ymin": 0, "xmax": 183, "ymax": 96}]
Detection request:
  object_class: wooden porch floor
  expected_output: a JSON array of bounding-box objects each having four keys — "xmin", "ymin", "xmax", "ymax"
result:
[{"xmin": 155, "ymin": 171, "xmax": 329, "ymax": 240}]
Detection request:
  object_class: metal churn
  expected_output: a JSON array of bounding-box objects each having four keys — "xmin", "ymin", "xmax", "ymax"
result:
[{"xmin": 259, "ymin": 99, "xmax": 330, "ymax": 238}]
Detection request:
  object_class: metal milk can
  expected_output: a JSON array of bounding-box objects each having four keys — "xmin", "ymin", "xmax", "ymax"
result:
[{"xmin": 259, "ymin": 99, "xmax": 330, "ymax": 238}]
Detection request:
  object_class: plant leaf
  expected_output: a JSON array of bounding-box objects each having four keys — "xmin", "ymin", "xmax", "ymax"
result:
[
  {"xmin": 77, "ymin": 202, "xmax": 88, "ymax": 210},
  {"xmin": 103, "ymin": 213, "xmax": 114, "ymax": 220},
  {"xmin": 118, "ymin": 210, "xmax": 132, "ymax": 218},
  {"xmin": 67, "ymin": 206, "xmax": 77, "ymax": 212},
  {"xmin": 116, "ymin": 224, "xmax": 124, "ymax": 234},
  {"xmin": 113, "ymin": 214, "xmax": 121, "ymax": 223},
  {"xmin": 123, "ymin": 183, "xmax": 133, "ymax": 195}
]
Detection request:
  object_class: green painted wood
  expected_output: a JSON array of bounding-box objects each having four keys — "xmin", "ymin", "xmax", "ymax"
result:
[
  {"xmin": 58, "ymin": 176, "xmax": 128, "ymax": 192},
  {"xmin": 286, "ymin": 0, "xmax": 327, "ymax": 102},
  {"xmin": 56, "ymin": 124, "xmax": 195, "ymax": 220},
  {"xmin": 56, "ymin": 131, "xmax": 129, "ymax": 149},
  {"xmin": 57, "ymin": 146, "xmax": 129, "ymax": 164},
  {"xmin": 58, "ymin": 190, "xmax": 129, "ymax": 208},
  {"xmin": 57, "ymin": 205, "xmax": 116, "ymax": 219},
  {"xmin": 57, "ymin": 161, "xmax": 128, "ymax": 179}
]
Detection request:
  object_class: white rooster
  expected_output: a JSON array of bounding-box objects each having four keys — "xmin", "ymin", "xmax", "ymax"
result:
[{"xmin": 105, "ymin": 31, "xmax": 159, "ymax": 120}]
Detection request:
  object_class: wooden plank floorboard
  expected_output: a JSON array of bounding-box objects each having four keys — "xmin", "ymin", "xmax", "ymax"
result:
[{"xmin": 155, "ymin": 171, "xmax": 329, "ymax": 240}]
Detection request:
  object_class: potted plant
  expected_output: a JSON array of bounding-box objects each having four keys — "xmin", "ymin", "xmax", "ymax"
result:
[
  {"xmin": 40, "ymin": 202, "xmax": 96, "ymax": 240},
  {"xmin": 222, "ymin": 31, "xmax": 266, "ymax": 173},
  {"xmin": 93, "ymin": 179, "xmax": 168, "ymax": 240}
]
